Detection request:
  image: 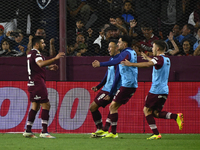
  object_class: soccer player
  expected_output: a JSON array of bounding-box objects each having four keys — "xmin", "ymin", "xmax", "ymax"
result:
[
  {"xmin": 23, "ymin": 36, "xmax": 65, "ymax": 138},
  {"xmin": 121, "ymin": 40, "xmax": 184, "ymax": 140},
  {"xmin": 90, "ymin": 40, "xmax": 120, "ymax": 137},
  {"xmin": 92, "ymin": 35, "xmax": 138, "ymax": 138}
]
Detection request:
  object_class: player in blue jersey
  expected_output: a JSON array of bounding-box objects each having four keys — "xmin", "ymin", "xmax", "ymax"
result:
[
  {"xmin": 92, "ymin": 35, "xmax": 138, "ymax": 138},
  {"xmin": 90, "ymin": 40, "xmax": 121, "ymax": 138},
  {"xmin": 121, "ymin": 40, "xmax": 184, "ymax": 140}
]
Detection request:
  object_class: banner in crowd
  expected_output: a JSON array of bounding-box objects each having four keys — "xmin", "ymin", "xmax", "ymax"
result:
[{"xmin": 0, "ymin": 81, "xmax": 200, "ymax": 133}]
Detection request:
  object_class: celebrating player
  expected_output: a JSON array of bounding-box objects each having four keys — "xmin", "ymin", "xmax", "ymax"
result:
[
  {"xmin": 92, "ymin": 35, "xmax": 138, "ymax": 138},
  {"xmin": 23, "ymin": 36, "xmax": 65, "ymax": 138},
  {"xmin": 121, "ymin": 40, "xmax": 184, "ymax": 140},
  {"xmin": 90, "ymin": 40, "xmax": 121, "ymax": 138}
]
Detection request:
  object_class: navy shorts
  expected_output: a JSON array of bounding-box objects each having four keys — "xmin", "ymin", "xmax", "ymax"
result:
[
  {"xmin": 94, "ymin": 90, "xmax": 113, "ymax": 108},
  {"xmin": 144, "ymin": 92, "xmax": 168, "ymax": 112},
  {"xmin": 113, "ymin": 86, "xmax": 137, "ymax": 105}
]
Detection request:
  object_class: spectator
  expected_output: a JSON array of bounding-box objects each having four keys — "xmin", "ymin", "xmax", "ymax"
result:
[
  {"xmin": 75, "ymin": 43, "xmax": 88, "ymax": 56},
  {"xmin": 166, "ymin": 32, "xmax": 180, "ymax": 56},
  {"xmin": 0, "ymin": 38, "xmax": 23, "ymax": 57},
  {"xmin": 165, "ymin": 24, "xmax": 182, "ymax": 55},
  {"xmin": 132, "ymin": 39, "xmax": 142, "ymax": 56},
  {"xmin": 193, "ymin": 27, "xmax": 200, "ymax": 50},
  {"xmin": 188, "ymin": 1, "xmax": 200, "ymax": 29},
  {"xmin": 135, "ymin": 0, "xmax": 160, "ymax": 37},
  {"xmin": 0, "ymin": 25, "xmax": 5, "ymax": 44},
  {"xmin": 69, "ymin": 32, "xmax": 95, "ymax": 56},
  {"xmin": 93, "ymin": 24, "xmax": 110, "ymax": 48},
  {"xmin": 100, "ymin": 25, "xmax": 120, "ymax": 56},
  {"xmin": 138, "ymin": 22, "xmax": 159, "ymax": 56},
  {"xmin": 159, "ymin": 0, "xmax": 184, "ymax": 40},
  {"xmin": 4, "ymin": 30, "xmax": 27, "ymax": 55},
  {"xmin": 129, "ymin": 19, "xmax": 139, "ymax": 39},
  {"xmin": 121, "ymin": 0, "xmax": 136, "ymax": 26},
  {"xmin": 67, "ymin": 0, "xmax": 91, "ymax": 25},
  {"xmin": 75, "ymin": 19, "xmax": 86, "ymax": 35},
  {"xmin": 26, "ymin": 28, "xmax": 56, "ymax": 56},
  {"xmin": 193, "ymin": 42, "xmax": 200, "ymax": 56},
  {"xmin": 177, "ymin": 24, "xmax": 196, "ymax": 45},
  {"xmin": 177, "ymin": 39, "xmax": 194, "ymax": 56},
  {"xmin": 110, "ymin": 17, "xmax": 128, "ymax": 35}
]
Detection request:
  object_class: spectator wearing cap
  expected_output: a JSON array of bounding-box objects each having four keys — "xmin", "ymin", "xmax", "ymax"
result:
[
  {"xmin": 138, "ymin": 22, "xmax": 159, "ymax": 56},
  {"xmin": 0, "ymin": 25, "xmax": 5, "ymax": 45}
]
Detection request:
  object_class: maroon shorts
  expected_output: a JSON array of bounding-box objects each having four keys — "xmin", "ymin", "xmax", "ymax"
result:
[
  {"xmin": 28, "ymin": 83, "xmax": 49, "ymax": 103},
  {"xmin": 113, "ymin": 86, "xmax": 137, "ymax": 105},
  {"xmin": 94, "ymin": 90, "xmax": 113, "ymax": 108},
  {"xmin": 144, "ymin": 92, "xmax": 168, "ymax": 112}
]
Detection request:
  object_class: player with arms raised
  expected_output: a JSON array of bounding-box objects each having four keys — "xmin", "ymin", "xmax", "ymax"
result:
[
  {"xmin": 23, "ymin": 36, "xmax": 65, "ymax": 138},
  {"xmin": 121, "ymin": 40, "xmax": 184, "ymax": 140}
]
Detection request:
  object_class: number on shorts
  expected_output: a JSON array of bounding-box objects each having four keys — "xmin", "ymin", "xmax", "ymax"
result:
[{"xmin": 97, "ymin": 93, "xmax": 105, "ymax": 100}]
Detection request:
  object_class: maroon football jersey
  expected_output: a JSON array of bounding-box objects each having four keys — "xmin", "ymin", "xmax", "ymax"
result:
[{"xmin": 27, "ymin": 49, "xmax": 46, "ymax": 86}]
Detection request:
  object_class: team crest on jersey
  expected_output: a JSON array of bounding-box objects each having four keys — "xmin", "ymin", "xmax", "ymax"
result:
[{"xmin": 37, "ymin": 0, "xmax": 51, "ymax": 9}]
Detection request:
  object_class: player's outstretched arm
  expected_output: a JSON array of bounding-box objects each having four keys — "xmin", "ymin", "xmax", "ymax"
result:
[
  {"xmin": 141, "ymin": 52, "xmax": 152, "ymax": 61},
  {"xmin": 37, "ymin": 52, "xmax": 65, "ymax": 68},
  {"xmin": 121, "ymin": 59, "xmax": 154, "ymax": 68}
]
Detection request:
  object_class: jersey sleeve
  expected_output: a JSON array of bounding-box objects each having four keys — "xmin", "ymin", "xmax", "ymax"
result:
[
  {"xmin": 35, "ymin": 53, "xmax": 43, "ymax": 63},
  {"xmin": 151, "ymin": 56, "xmax": 164, "ymax": 69},
  {"xmin": 100, "ymin": 51, "xmax": 130, "ymax": 67},
  {"xmin": 96, "ymin": 71, "xmax": 108, "ymax": 90}
]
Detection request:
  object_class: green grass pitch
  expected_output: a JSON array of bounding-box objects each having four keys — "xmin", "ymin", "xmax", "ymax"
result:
[{"xmin": 0, "ymin": 133, "xmax": 199, "ymax": 150}]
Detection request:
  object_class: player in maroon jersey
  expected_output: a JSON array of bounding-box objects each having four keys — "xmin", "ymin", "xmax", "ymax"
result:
[{"xmin": 23, "ymin": 36, "xmax": 65, "ymax": 138}]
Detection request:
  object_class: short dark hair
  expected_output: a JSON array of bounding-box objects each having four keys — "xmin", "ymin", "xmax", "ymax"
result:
[
  {"xmin": 32, "ymin": 36, "xmax": 44, "ymax": 47},
  {"xmin": 1, "ymin": 38, "xmax": 12, "ymax": 50},
  {"xmin": 141, "ymin": 22, "xmax": 152, "ymax": 30},
  {"xmin": 120, "ymin": 35, "xmax": 132, "ymax": 47},
  {"xmin": 186, "ymin": 24, "xmax": 195, "ymax": 34},
  {"xmin": 109, "ymin": 39, "xmax": 118, "ymax": 45},
  {"xmin": 153, "ymin": 40, "xmax": 166, "ymax": 52}
]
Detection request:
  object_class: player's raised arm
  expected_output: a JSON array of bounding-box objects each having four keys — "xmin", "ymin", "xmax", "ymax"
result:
[{"xmin": 36, "ymin": 52, "xmax": 65, "ymax": 68}]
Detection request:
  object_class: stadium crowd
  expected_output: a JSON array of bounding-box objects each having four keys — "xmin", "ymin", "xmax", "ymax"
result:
[{"xmin": 0, "ymin": 0, "xmax": 200, "ymax": 57}]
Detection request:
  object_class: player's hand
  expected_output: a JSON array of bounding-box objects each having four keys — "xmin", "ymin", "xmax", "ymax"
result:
[
  {"xmin": 121, "ymin": 59, "xmax": 132, "ymax": 66},
  {"xmin": 141, "ymin": 52, "xmax": 148, "ymax": 60},
  {"xmin": 92, "ymin": 60, "xmax": 100, "ymax": 68},
  {"xmin": 91, "ymin": 86, "xmax": 98, "ymax": 92},
  {"xmin": 48, "ymin": 64, "xmax": 59, "ymax": 71},
  {"xmin": 55, "ymin": 52, "xmax": 65, "ymax": 60},
  {"xmin": 103, "ymin": 95, "xmax": 110, "ymax": 101}
]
